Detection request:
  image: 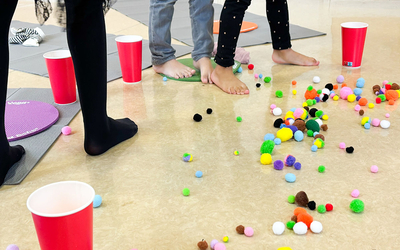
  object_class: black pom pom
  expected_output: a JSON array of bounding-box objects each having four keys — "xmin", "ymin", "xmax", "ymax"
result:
[
  {"xmin": 193, "ymin": 113, "xmax": 202, "ymax": 122},
  {"xmin": 308, "ymin": 201, "xmax": 316, "ymax": 210},
  {"xmin": 322, "ymin": 94, "xmax": 329, "ymax": 102},
  {"xmin": 309, "ymin": 108, "xmax": 318, "ymax": 117},
  {"xmin": 325, "ymin": 83, "xmax": 334, "ymax": 91},
  {"xmin": 256, "ymin": 83, "xmax": 261, "ymax": 88},
  {"xmin": 206, "ymin": 108, "xmax": 213, "ymax": 114},
  {"xmin": 346, "ymin": 146, "xmax": 354, "ymax": 153},
  {"xmin": 273, "ymin": 118, "xmax": 284, "ymax": 128}
]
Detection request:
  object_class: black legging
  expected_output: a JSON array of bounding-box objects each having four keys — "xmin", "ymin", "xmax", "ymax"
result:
[{"xmin": 215, "ymin": 0, "xmax": 291, "ymax": 67}]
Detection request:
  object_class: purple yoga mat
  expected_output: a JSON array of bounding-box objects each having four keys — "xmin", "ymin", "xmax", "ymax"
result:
[{"xmin": 5, "ymin": 100, "xmax": 59, "ymax": 142}]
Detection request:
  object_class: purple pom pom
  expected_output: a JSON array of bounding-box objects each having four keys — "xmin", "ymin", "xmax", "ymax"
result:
[
  {"xmin": 356, "ymin": 95, "xmax": 362, "ymax": 101},
  {"xmin": 274, "ymin": 160, "xmax": 284, "ymax": 170},
  {"xmin": 285, "ymin": 155, "xmax": 296, "ymax": 166},
  {"xmin": 6, "ymin": 245, "xmax": 20, "ymax": 250},
  {"xmin": 286, "ymin": 125, "xmax": 298, "ymax": 134},
  {"xmin": 315, "ymin": 96, "xmax": 320, "ymax": 103},
  {"xmin": 294, "ymin": 162, "xmax": 302, "ymax": 170}
]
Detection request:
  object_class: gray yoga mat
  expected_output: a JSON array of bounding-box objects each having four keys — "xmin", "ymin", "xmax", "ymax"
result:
[
  {"xmin": 8, "ymin": 21, "xmax": 193, "ymax": 82},
  {"xmin": 4, "ymin": 88, "xmax": 81, "ymax": 185},
  {"xmin": 112, "ymin": 1, "xmax": 326, "ymax": 47}
]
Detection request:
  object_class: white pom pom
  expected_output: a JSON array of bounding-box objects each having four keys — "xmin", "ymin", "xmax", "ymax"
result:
[
  {"xmin": 273, "ymin": 108, "xmax": 282, "ymax": 116},
  {"xmin": 380, "ymin": 120, "xmax": 390, "ymax": 129},
  {"xmin": 272, "ymin": 221, "xmax": 285, "ymax": 235},
  {"xmin": 310, "ymin": 221, "xmax": 323, "ymax": 233},
  {"xmin": 313, "ymin": 76, "xmax": 320, "ymax": 83},
  {"xmin": 321, "ymin": 88, "xmax": 330, "ymax": 95},
  {"xmin": 293, "ymin": 222, "xmax": 308, "ymax": 235},
  {"xmin": 315, "ymin": 118, "xmax": 323, "ymax": 127}
]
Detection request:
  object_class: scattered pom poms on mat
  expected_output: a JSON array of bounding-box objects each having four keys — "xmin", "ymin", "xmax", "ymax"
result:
[
  {"xmin": 193, "ymin": 113, "xmax": 202, "ymax": 122},
  {"xmin": 313, "ymin": 76, "xmax": 320, "ymax": 83},
  {"xmin": 273, "ymin": 221, "xmax": 285, "ymax": 235},
  {"xmin": 351, "ymin": 189, "xmax": 360, "ymax": 198},
  {"xmin": 236, "ymin": 116, "xmax": 242, "ymax": 122},
  {"xmin": 274, "ymin": 160, "xmax": 284, "ymax": 170},
  {"xmin": 310, "ymin": 221, "xmax": 323, "ymax": 233},
  {"xmin": 222, "ymin": 236, "xmax": 229, "ymax": 243},
  {"xmin": 371, "ymin": 165, "xmax": 379, "ymax": 173},
  {"xmin": 248, "ymin": 64, "xmax": 254, "ymax": 70},
  {"xmin": 350, "ymin": 199, "xmax": 365, "ymax": 213},
  {"xmin": 195, "ymin": 171, "xmax": 203, "ymax": 178},
  {"xmin": 214, "ymin": 242, "xmax": 226, "ymax": 250},
  {"xmin": 346, "ymin": 146, "xmax": 354, "ymax": 154},
  {"xmin": 206, "ymin": 108, "xmax": 213, "ymax": 114},
  {"xmin": 93, "ymin": 194, "xmax": 102, "ymax": 208},
  {"xmin": 197, "ymin": 239, "xmax": 208, "ymax": 250},
  {"xmin": 61, "ymin": 126, "xmax": 71, "ymax": 135},
  {"xmin": 244, "ymin": 227, "xmax": 254, "ymax": 237},
  {"xmin": 183, "ymin": 153, "xmax": 193, "ymax": 162},
  {"xmin": 295, "ymin": 191, "xmax": 309, "ymax": 207},
  {"xmin": 6, "ymin": 245, "xmax": 19, "ymax": 250},
  {"xmin": 182, "ymin": 188, "xmax": 190, "ymax": 196},
  {"xmin": 285, "ymin": 173, "xmax": 296, "ymax": 183},
  {"xmin": 236, "ymin": 225, "xmax": 245, "ymax": 234}
]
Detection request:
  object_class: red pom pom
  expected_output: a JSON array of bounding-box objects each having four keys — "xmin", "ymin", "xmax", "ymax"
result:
[
  {"xmin": 325, "ymin": 203, "xmax": 333, "ymax": 211},
  {"xmin": 375, "ymin": 97, "xmax": 382, "ymax": 104},
  {"xmin": 248, "ymin": 64, "xmax": 254, "ymax": 70},
  {"xmin": 385, "ymin": 84, "xmax": 392, "ymax": 90}
]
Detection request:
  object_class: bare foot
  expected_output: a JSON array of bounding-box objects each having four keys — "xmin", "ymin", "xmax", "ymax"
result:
[
  {"xmin": 193, "ymin": 57, "xmax": 213, "ymax": 84},
  {"xmin": 272, "ymin": 48, "xmax": 320, "ymax": 66},
  {"xmin": 153, "ymin": 59, "xmax": 196, "ymax": 79},
  {"xmin": 210, "ymin": 65, "xmax": 249, "ymax": 95}
]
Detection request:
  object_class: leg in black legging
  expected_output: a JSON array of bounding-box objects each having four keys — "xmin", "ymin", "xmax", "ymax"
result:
[
  {"xmin": 64, "ymin": 0, "xmax": 138, "ymax": 155},
  {"xmin": 211, "ymin": 0, "xmax": 250, "ymax": 95},
  {"xmin": 0, "ymin": 0, "xmax": 26, "ymax": 186}
]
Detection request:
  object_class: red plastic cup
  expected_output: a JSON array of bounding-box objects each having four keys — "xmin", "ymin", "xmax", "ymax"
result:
[
  {"xmin": 43, "ymin": 50, "xmax": 77, "ymax": 105},
  {"xmin": 27, "ymin": 181, "xmax": 95, "ymax": 250},
  {"xmin": 341, "ymin": 22, "xmax": 368, "ymax": 68},
  {"xmin": 115, "ymin": 35, "xmax": 142, "ymax": 84}
]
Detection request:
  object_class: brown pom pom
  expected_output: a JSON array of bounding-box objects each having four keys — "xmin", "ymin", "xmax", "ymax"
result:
[
  {"xmin": 372, "ymin": 84, "xmax": 380, "ymax": 93},
  {"xmin": 391, "ymin": 83, "xmax": 400, "ymax": 90},
  {"xmin": 293, "ymin": 120, "xmax": 306, "ymax": 132},
  {"xmin": 291, "ymin": 215, "xmax": 298, "ymax": 222},
  {"xmin": 359, "ymin": 110, "xmax": 364, "ymax": 116},
  {"xmin": 315, "ymin": 134, "xmax": 325, "ymax": 141},
  {"xmin": 303, "ymin": 106, "xmax": 310, "ymax": 111},
  {"xmin": 236, "ymin": 225, "xmax": 245, "ymax": 234},
  {"xmin": 321, "ymin": 124, "xmax": 328, "ymax": 131},
  {"xmin": 197, "ymin": 240, "xmax": 208, "ymax": 250},
  {"xmin": 295, "ymin": 191, "xmax": 309, "ymax": 207}
]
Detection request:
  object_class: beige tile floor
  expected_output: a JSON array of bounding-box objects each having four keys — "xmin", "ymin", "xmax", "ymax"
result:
[{"xmin": 2, "ymin": 0, "xmax": 400, "ymax": 249}]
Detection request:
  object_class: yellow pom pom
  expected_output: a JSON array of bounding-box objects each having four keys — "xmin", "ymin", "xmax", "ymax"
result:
[
  {"xmin": 361, "ymin": 117, "xmax": 370, "ymax": 125},
  {"xmin": 260, "ymin": 153, "xmax": 272, "ymax": 165},
  {"xmin": 368, "ymin": 103, "xmax": 375, "ymax": 109},
  {"xmin": 277, "ymin": 248, "xmax": 293, "ymax": 250},
  {"xmin": 223, "ymin": 236, "xmax": 229, "ymax": 243},
  {"xmin": 347, "ymin": 94, "xmax": 356, "ymax": 102},
  {"xmin": 234, "ymin": 151, "xmax": 239, "ymax": 156},
  {"xmin": 276, "ymin": 127, "xmax": 293, "ymax": 142},
  {"xmin": 322, "ymin": 114, "xmax": 329, "ymax": 120},
  {"xmin": 284, "ymin": 111, "xmax": 295, "ymax": 121},
  {"xmin": 314, "ymin": 138, "xmax": 325, "ymax": 148},
  {"xmin": 302, "ymin": 102, "xmax": 308, "ymax": 107},
  {"xmin": 333, "ymin": 95, "xmax": 339, "ymax": 101},
  {"xmin": 396, "ymin": 90, "xmax": 400, "ymax": 97},
  {"xmin": 292, "ymin": 90, "xmax": 297, "ymax": 95}
]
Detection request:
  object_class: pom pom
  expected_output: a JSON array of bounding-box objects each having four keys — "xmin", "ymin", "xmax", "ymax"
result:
[
  {"xmin": 276, "ymin": 128, "xmax": 293, "ymax": 142},
  {"xmin": 273, "ymin": 118, "xmax": 284, "ymax": 128},
  {"xmin": 195, "ymin": 171, "xmax": 203, "ymax": 178},
  {"xmin": 273, "ymin": 107, "xmax": 282, "ymax": 116},
  {"xmin": 354, "ymin": 104, "xmax": 361, "ymax": 111},
  {"xmin": 293, "ymin": 222, "xmax": 308, "ymax": 235},
  {"xmin": 368, "ymin": 103, "xmax": 375, "ymax": 109},
  {"xmin": 193, "ymin": 113, "xmax": 202, "ymax": 122},
  {"xmin": 260, "ymin": 140, "xmax": 275, "ymax": 154},
  {"xmin": 359, "ymin": 110, "xmax": 364, "ymax": 116},
  {"xmin": 385, "ymin": 113, "xmax": 390, "ymax": 118},
  {"xmin": 244, "ymin": 227, "xmax": 254, "ymax": 237},
  {"xmin": 259, "ymin": 74, "xmax": 263, "ymax": 79},
  {"xmin": 356, "ymin": 95, "xmax": 362, "ymax": 101},
  {"xmin": 325, "ymin": 83, "xmax": 333, "ymax": 91},
  {"xmin": 315, "ymin": 134, "xmax": 325, "ymax": 141},
  {"xmin": 308, "ymin": 201, "xmax": 316, "ymax": 210},
  {"xmin": 292, "ymin": 80, "xmax": 297, "ymax": 85},
  {"xmin": 206, "ymin": 108, "xmax": 213, "ymax": 114},
  {"xmin": 356, "ymin": 79, "xmax": 365, "ymax": 88},
  {"xmin": 237, "ymin": 67, "xmax": 243, "ymax": 73},
  {"xmin": 346, "ymin": 146, "xmax": 354, "ymax": 153},
  {"xmin": 333, "ymin": 84, "xmax": 339, "ymax": 89},
  {"xmin": 197, "ymin": 240, "xmax": 208, "ymax": 250},
  {"xmin": 61, "ymin": 126, "xmax": 72, "ymax": 135},
  {"xmin": 371, "ymin": 165, "xmax": 378, "ymax": 173},
  {"xmin": 389, "ymin": 99, "xmax": 395, "ymax": 105},
  {"xmin": 364, "ymin": 123, "xmax": 371, "ymax": 129},
  {"xmin": 285, "ymin": 173, "xmax": 296, "ymax": 183},
  {"xmin": 236, "ymin": 225, "xmax": 245, "ymax": 234},
  {"xmin": 294, "ymin": 162, "xmax": 302, "ymax": 170},
  {"xmin": 304, "ymin": 88, "xmax": 318, "ymax": 100},
  {"xmin": 222, "ymin": 236, "xmax": 229, "ymax": 243},
  {"xmin": 347, "ymin": 94, "xmax": 356, "ymax": 102},
  {"xmin": 93, "ymin": 194, "xmax": 102, "ymax": 208},
  {"xmin": 350, "ymin": 199, "xmax": 365, "ymax": 213},
  {"xmin": 317, "ymin": 205, "xmax": 326, "ymax": 213},
  {"xmin": 325, "ymin": 203, "xmax": 333, "ymax": 211},
  {"xmin": 286, "ymin": 221, "xmax": 295, "ymax": 229},
  {"xmin": 260, "ymin": 153, "xmax": 272, "ymax": 165},
  {"xmin": 274, "ymin": 138, "xmax": 281, "ymax": 145},
  {"xmin": 333, "ymin": 95, "xmax": 339, "ymax": 101},
  {"xmin": 183, "ymin": 153, "xmax": 193, "ymax": 162},
  {"xmin": 371, "ymin": 118, "xmax": 380, "ymax": 127},
  {"xmin": 336, "ymin": 75, "xmax": 344, "ymax": 83},
  {"xmin": 311, "ymin": 145, "xmax": 318, "ymax": 152},
  {"xmin": 182, "ymin": 188, "xmax": 190, "ymax": 196},
  {"xmin": 313, "ymin": 76, "xmax": 320, "ymax": 83},
  {"xmin": 254, "ymin": 73, "xmax": 259, "ymax": 78},
  {"xmin": 295, "ymin": 191, "xmax": 309, "ymax": 207},
  {"xmin": 293, "ymin": 120, "xmax": 306, "ymax": 132},
  {"xmin": 305, "ymin": 120, "xmax": 320, "ymax": 132},
  {"xmin": 380, "ymin": 120, "xmax": 390, "ymax": 129},
  {"xmin": 264, "ymin": 76, "xmax": 272, "ymax": 83},
  {"xmin": 284, "ymin": 155, "xmax": 296, "ymax": 166},
  {"xmin": 247, "ymin": 64, "xmax": 254, "ymax": 70},
  {"xmin": 6, "ymin": 245, "xmax": 19, "ymax": 250},
  {"xmin": 163, "ymin": 76, "xmax": 167, "ymax": 81},
  {"xmin": 354, "ymin": 88, "xmax": 363, "ymax": 96},
  {"xmin": 294, "ymin": 207, "xmax": 307, "ymax": 216},
  {"xmin": 264, "ymin": 133, "xmax": 275, "ymax": 141},
  {"xmin": 256, "ymin": 83, "xmax": 261, "ymax": 88},
  {"xmin": 234, "ymin": 150, "xmax": 239, "ymax": 156},
  {"xmin": 236, "ymin": 116, "xmax": 242, "ymax": 122},
  {"xmin": 270, "ymin": 104, "xmax": 277, "ymax": 109},
  {"xmin": 275, "ymin": 90, "xmax": 283, "ymax": 98},
  {"xmin": 351, "ymin": 189, "xmax": 359, "ymax": 198},
  {"xmin": 297, "ymin": 212, "xmax": 313, "ymax": 228},
  {"xmin": 314, "ymin": 138, "xmax": 325, "ymax": 148},
  {"xmin": 361, "ymin": 116, "xmax": 370, "ymax": 126},
  {"xmin": 340, "ymin": 87, "xmax": 353, "ymax": 99},
  {"xmin": 358, "ymin": 98, "xmax": 367, "ymax": 106},
  {"xmin": 214, "ymin": 242, "xmax": 226, "ymax": 250},
  {"xmin": 310, "ymin": 221, "xmax": 323, "ymax": 234},
  {"xmin": 318, "ymin": 165, "xmax": 325, "ymax": 173},
  {"xmin": 288, "ymin": 195, "xmax": 295, "ymax": 203},
  {"xmin": 291, "ymin": 215, "xmax": 297, "ymax": 222},
  {"xmin": 273, "ymin": 221, "xmax": 286, "ymax": 235},
  {"xmin": 210, "ymin": 240, "xmax": 219, "ymax": 249},
  {"xmin": 274, "ymin": 160, "xmax": 284, "ymax": 170},
  {"xmin": 309, "ymin": 108, "xmax": 318, "ymax": 117}
]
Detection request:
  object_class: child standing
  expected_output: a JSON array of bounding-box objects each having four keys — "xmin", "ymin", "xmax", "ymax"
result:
[
  {"xmin": 211, "ymin": 0, "xmax": 319, "ymax": 95},
  {"xmin": 149, "ymin": 0, "xmax": 215, "ymax": 83}
]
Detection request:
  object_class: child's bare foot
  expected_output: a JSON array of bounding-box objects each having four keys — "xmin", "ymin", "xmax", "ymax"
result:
[
  {"xmin": 272, "ymin": 48, "xmax": 320, "ymax": 66},
  {"xmin": 211, "ymin": 65, "xmax": 249, "ymax": 95},
  {"xmin": 153, "ymin": 59, "xmax": 196, "ymax": 79},
  {"xmin": 193, "ymin": 57, "xmax": 213, "ymax": 84}
]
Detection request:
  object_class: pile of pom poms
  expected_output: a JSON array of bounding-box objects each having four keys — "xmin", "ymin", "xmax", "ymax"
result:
[
  {"xmin": 360, "ymin": 116, "xmax": 390, "ymax": 129},
  {"xmin": 288, "ymin": 191, "xmax": 334, "ymax": 213},
  {"xmin": 273, "ymin": 207, "xmax": 323, "ymax": 235},
  {"xmin": 372, "ymin": 80, "xmax": 400, "ymax": 105}
]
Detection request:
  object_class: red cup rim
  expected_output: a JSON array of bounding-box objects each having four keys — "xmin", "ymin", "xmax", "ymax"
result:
[
  {"xmin": 115, "ymin": 35, "xmax": 143, "ymax": 43},
  {"xmin": 43, "ymin": 50, "xmax": 71, "ymax": 59},
  {"xmin": 27, "ymin": 181, "xmax": 95, "ymax": 218},
  {"xmin": 341, "ymin": 22, "xmax": 368, "ymax": 29}
]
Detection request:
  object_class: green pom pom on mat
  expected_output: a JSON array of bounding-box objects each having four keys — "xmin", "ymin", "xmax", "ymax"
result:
[
  {"xmin": 318, "ymin": 165, "xmax": 326, "ymax": 173},
  {"xmin": 317, "ymin": 89, "xmax": 322, "ymax": 95},
  {"xmin": 287, "ymin": 195, "xmax": 295, "ymax": 204},
  {"xmin": 286, "ymin": 221, "xmax": 295, "ymax": 229},
  {"xmin": 306, "ymin": 99, "xmax": 314, "ymax": 106},
  {"xmin": 264, "ymin": 76, "xmax": 272, "ymax": 83},
  {"xmin": 307, "ymin": 130, "xmax": 314, "ymax": 137},
  {"xmin": 260, "ymin": 140, "xmax": 275, "ymax": 154},
  {"xmin": 317, "ymin": 204, "xmax": 326, "ymax": 213},
  {"xmin": 275, "ymin": 90, "xmax": 283, "ymax": 98},
  {"xmin": 307, "ymin": 85, "xmax": 313, "ymax": 91},
  {"xmin": 182, "ymin": 188, "xmax": 190, "ymax": 196},
  {"xmin": 236, "ymin": 116, "xmax": 242, "ymax": 122},
  {"xmin": 350, "ymin": 199, "xmax": 365, "ymax": 213}
]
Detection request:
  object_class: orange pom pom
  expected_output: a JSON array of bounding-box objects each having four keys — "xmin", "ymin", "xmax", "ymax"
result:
[
  {"xmin": 385, "ymin": 90, "xmax": 399, "ymax": 101},
  {"xmin": 304, "ymin": 89, "xmax": 318, "ymax": 100},
  {"xmin": 358, "ymin": 97, "xmax": 368, "ymax": 106},
  {"xmin": 333, "ymin": 84, "xmax": 339, "ymax": 90},
  {"xmin": 285, "ymin": 120, "xmax": 290, "ymax": 125},
  {"xmin": 389, "ymin": 99, "xmax": 395, "ymax": 105},
  {"xmin": 342, "ymin": 83, "xmax": 347, "ymax": 87},
  {"xmin": 293, "ymin": 207, "xmax": 307, "ymax": 216},
  {"xmin": 292, "ymin": 80, "xmax": 297, "ymax": 85},
  {"xmin": 297, "ymin": 213, "xmax": 314, "ymax": 228}
]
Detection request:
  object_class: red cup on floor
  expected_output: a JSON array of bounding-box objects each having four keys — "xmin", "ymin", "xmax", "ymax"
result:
[
  {"xmin": 115, "ymin": 35, "xmax": 142, "ymax": 84},
  {"xmin": 341, "ymin": 22, "xmax": 368, "ymax": 68},
  {"xmin": 27, "ymin": 181, "xmax": 95, "ymax": 250},
  {"xmin": 43, "ymin": 50, "xmax": 77, "ymax": 105}
]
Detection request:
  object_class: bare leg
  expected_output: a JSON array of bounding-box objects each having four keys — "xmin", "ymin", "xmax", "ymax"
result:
[
  {"xmin": 193, "ymin": 57, "xmax": 213, "ymax": 84},
  {"xmin": 153, "ymin": 59, "xmax": 196, "ymax": 79},
  {"xmin": 272, "ymin": 48, "xmax": 319, "ymax": 66},
  {"xmin": 211, "ymin": 65, "xmax": 249, "ymax": 95}
]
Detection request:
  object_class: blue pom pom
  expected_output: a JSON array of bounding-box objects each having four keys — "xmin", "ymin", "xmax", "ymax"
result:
[
  {"xmin": 259, "ymin": 73, "xmax": 263, "ymax": 79},
  {"xmin": 311, "ymin": 145, "xmax": 318, "ymax": 152},
  {"xmin": 237, "ymin": 67, "xmax": 243, "ymax": 73},
  {"xmin": 356, "ymin": 95, "xmax": 362, "ymax": 101},
  {"xmin": 330, "ymin": 90, "xmax": 335, "ymax": 95},
  {"xmin": 93, "ymin": 195, "xmax": 102, "ymax": 208},
  {"xmin": 313, "ymin": 131, "xmax": 320, "ymax": 137},
  {"xmin": 195, "ymin": 171, "xmax": 203, "ymax": 178},
  {"xmin": 294, "ymin": 131, "xmax": 304, "ymax": 142},
  {"xmin": 285, "ymin": 173, "xmax": 296, "ymax": 183},
  {"xmin": 290, "ymin": 108, "xmax": 296, "ymax": 112},
  {"xmin": 285, "ymin": 155, "xmax": 296, "ymax": 166},
  {"xmin": 162, "ymin": 76, "xmax": 168, "ymax": 81},
  {"xmin": 354, "ymin": 88, "xmax": 363, "ymax": 96},
  {"xmin": 264, "ymin": 133, "xmax": 275, "ymax": 141},
  {"xmin": 364, "ymin": 123, "xmax": 371, "ymax": 129},
  {"xmin": 279, "ymin": 124, "xmax": 286, "ymax": 129},
  {"xmin": 294, "ymin": 162, "xmax": 302, "ymax": 170},
  {"xmin": 315, "ymin": 96, "xmax": 320, "ymax": 103},
  {"xmin": 274, "ymin": 138, "xmax": 282, "ymax": 145},
  {"xmin": 356, "ymin": 78, "xmax": 365, "ymax": 88}
]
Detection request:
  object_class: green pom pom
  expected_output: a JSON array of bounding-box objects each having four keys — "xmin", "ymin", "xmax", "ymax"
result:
[
  {"xmin": 307, "ymin": 85, "xmax": 313, "ymax": 91},
  {"xmin": 260, "ymin": 140, "xmax": 275, "ymax": 154},
  {"xmin": 307, "ymin": 130, "xmax": 314, "ymax": 137},
  {"xmin": 317, "ymin": 204, "xmax": 326, "ymax": 213},
  {"xmin": 306, "ymin": 120, "xmax": 320, "ymax": 132},
  {"xmin": 378, "ymin": 94, "xmax": 386, "ymax": 101},
  {"xmin": 286, "ymin": 221, "xmax": 295, "ymax": 229},
  {"xmin": 317, "ymin": 89, "xmax": 322, "ymax": 95},
  {"xmin": 312, "ymin": 99, "xmax": 317, "ymax": 105},
  {"xmin": 264, "ymin": 76, "xmax": 272, "ymax": 83},
  {"xmin": 316, "ymin": 110, "xmax": 324, "ymax": 117},
  {"xmin": 288, "ymin": 195, "xmax": 295, "ymax": 204},
  {"xmin": 350, "ymin": 199, "xmax": 365, "ymax": 213},
  {"xmin": 182, "ymin": 188, "xmax": 190, "ymax": 196},
  {"xmin": 236, "ymin": 116, "xmax": 242, "ymax": 122},
  {"xmin": 275, "ymin": 90, "xmax": 283, "ymax": 98},
  {"xmin": 306, "ymin": 99, "xmax": 314, "ymax": 106},
  {"xmin": 318, "ymin": 165, "xmax": 326, "ymax": 173}
]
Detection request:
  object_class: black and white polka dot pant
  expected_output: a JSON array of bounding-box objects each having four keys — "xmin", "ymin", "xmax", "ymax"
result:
[{"xmin": 215, "ymin": 0, "xmax": 291, "ymax": 67}]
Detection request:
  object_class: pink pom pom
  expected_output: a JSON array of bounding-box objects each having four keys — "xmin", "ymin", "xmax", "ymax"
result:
[
  {"xmin": 330, "ymin": 93, "xmax": 336, "ymax": 98},
  {"xmin": 382, "ymin": 80, "xmax": 389, "ymax": 86},
  {"xmin": 351, "ymin": 189, "xmax": 360, "ymax": 198},
  {"xmin": 244, "ymin": 227, "xmax": 254, "ymax": 237},
  {"xmin": 340, "ymin": 87, "xmax": 353, "ymax": 100},
  {"xmin": 354, "ymin": 105, "xmax": 361, "ymax": 111},
  {"xmin": 293, "ymin": 108, "xmax": 303, "ymax": 119},
  {"xmin": 270, "ymin": 104, "xmax": 276, "ymax": 109},
  {"xmin": 339, "ymin": 142, "xmax": 346, "ymax": 149},
  {"xmin": 371, "ymin": 165, "xmax": 379, "ymax": 173},
  {"xmin": 385, "ymin": 113, "xmax": 390, "ymax": 118},
  {"xmin": 214, "ymin": 243, "xmax": 226, "ymax": 250},
  {"xmin": 371, "ymin": 118, "xmax": 380, "ymax": 127},
  {"xmin": 6, "ymin": 245, "xmax": 19, "ymax": 250},
  {"xmin": 61, "ymin": 126, "xmax": 72, "ymax": 135},
  {"xmin": 254, "ymin": 73, "xmax": 259, "ymax": 78}
]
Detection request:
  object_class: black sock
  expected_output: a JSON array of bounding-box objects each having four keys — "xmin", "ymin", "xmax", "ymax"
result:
[{"xmin": 0, "ymin": 145, "xmax": 25, "ymax": 186}]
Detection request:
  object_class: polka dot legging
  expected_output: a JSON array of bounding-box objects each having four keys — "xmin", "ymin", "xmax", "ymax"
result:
[{"xmin": 215, "ymin": 0, "xmax": 291, "ymax": 67}]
